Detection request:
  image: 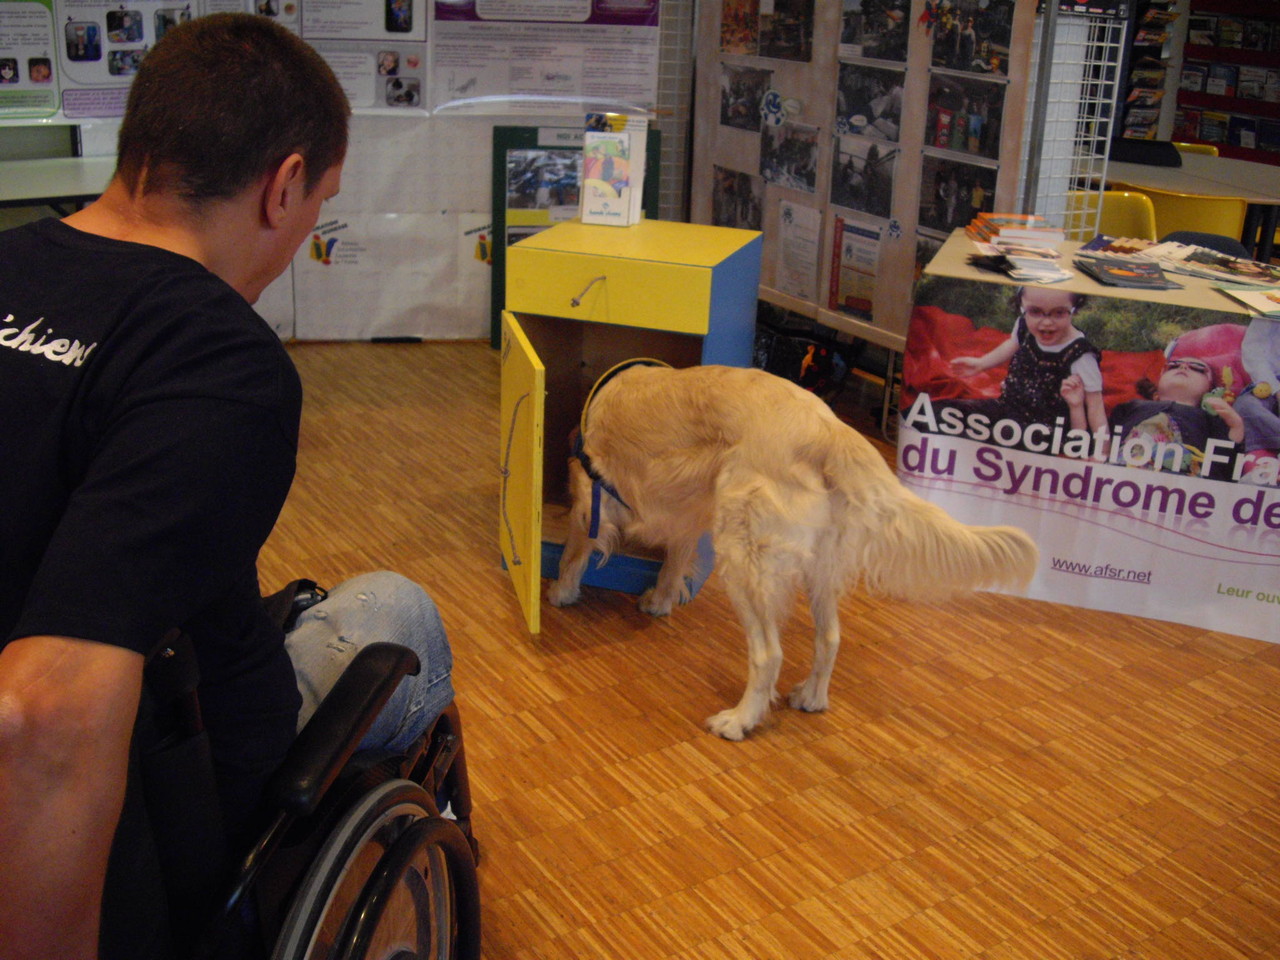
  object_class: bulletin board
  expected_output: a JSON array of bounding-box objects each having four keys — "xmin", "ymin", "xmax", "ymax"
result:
[
  {"xmin": 690, "ymin": 0, "xmax": 1040, "ymax": 351},
  {"xmin": 1, "ymin": 0, "xmax": 672, "ymax": 341}
]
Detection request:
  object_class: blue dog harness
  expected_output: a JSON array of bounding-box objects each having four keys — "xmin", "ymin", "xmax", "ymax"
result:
[{"xmin": 575, "ymin": 358, "xmax": 671, "ymax": 538}]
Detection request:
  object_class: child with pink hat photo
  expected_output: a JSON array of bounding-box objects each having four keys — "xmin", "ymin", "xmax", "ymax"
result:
[{"xmin": 1099, "ymin": 324, "xmax": 1248, "ymax": 482}]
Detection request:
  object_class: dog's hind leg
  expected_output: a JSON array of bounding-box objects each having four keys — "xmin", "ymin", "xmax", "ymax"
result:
[
  {"xmin": 708, "ymin": 572, "xmax": 785, "ymax": 740},
  {"xmin": 789, "ymin": 578, "xmax": 840, "ymax": 713},
  {"xmin": 706, "ymin": 547, "xmax": 783, "ymax": 737},
  {"xmin": 639, "ymin": 532, "xmax": 699, "ymax": 616}
]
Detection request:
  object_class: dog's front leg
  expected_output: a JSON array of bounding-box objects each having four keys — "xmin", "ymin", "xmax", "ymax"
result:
[
  {"xmin": 789, "ymin": 582, "xmax": 841, "ymax": 712},
  {"xmin": 639, "ymin": 533, "xmax": 699, "ymax": 616},
  {"xmin": 547, "ymin": 462, "xmax": 594, "ymax": 607}
]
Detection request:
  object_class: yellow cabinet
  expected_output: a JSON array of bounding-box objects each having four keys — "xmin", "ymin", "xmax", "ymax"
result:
[{"xmin": 499, "ymin": 219, "xmax": 762, "ymax": 633}]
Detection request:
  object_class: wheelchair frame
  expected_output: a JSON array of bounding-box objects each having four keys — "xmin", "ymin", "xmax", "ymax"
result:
[{"xmin": 115, "ymin": 638, "xmax": 480, "ymax": 960}]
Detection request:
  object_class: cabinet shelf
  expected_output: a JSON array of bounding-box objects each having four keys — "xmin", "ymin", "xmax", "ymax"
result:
[
  {"xmin": 1178, "ymin": 90, "xmax": 1280, "ymax": 122},
  {"xmin": 1183, "ymin": 44, "xmax": 1280, "ymax": 70},
  {"xmin": 1188, "ymin": 0, "xmax": 1279, "ymax": 17}
]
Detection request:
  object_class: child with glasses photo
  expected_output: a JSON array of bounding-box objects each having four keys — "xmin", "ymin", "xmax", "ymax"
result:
[
  {"xmin": 947, "ymin": 285, "xmax": 1107, "ymax": 441},
  {"xmin": 1101, "ymin": 327, "xmax": 1245, "ymax": 481}
]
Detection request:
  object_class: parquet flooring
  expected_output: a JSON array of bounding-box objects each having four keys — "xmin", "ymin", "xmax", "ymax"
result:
[{"xmin": 260, "ymin": 340, "xmax": 1280, "ymax": 960}]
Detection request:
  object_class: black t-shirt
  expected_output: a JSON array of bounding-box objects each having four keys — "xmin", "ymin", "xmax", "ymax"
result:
[{"xmin": 0, "ymin": 218, "xmax": 302, "ymax": 835}]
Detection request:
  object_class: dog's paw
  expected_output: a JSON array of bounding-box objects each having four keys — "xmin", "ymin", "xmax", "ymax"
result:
[
  {"xmin": 788, "ymin": 679, "xmax": 829, "ymax": 713},
  {"xmin": 706, "ymin": 708, "xmax": 759, "ymax": 740},
  {"xmin": 546, "ymin": 581, "xmax": 580, "ymax": 607},
  {"xmin": 638, "ymin": 588, "xmax": 674, "ymax": 617}
]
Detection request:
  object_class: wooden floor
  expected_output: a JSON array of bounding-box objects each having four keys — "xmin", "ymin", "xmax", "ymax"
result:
[{"xmin": 259, "ymin": 341, "xmax": 1280, "ymax": 960}]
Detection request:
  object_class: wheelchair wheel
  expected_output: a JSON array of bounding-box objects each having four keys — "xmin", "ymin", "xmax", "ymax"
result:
[{"xmin": 271, "ymin": 780, "xmax": 480, "ymax": 960}]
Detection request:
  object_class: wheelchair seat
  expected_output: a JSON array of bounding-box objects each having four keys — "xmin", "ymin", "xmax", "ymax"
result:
[{"xmin": 110, "ymin": 638, "xmax": 480, "ymax": 960}]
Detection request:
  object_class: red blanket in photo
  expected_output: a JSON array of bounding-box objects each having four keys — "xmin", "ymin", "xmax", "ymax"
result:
[{"xmin": 903, "ymin": 304, "xmax": 1170, "ymax": 414}]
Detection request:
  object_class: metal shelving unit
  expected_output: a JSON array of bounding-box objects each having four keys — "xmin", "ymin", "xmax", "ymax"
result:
[{"xmin": 1019, "ymin": 7, "xmax": 1129, "ymax": 239}]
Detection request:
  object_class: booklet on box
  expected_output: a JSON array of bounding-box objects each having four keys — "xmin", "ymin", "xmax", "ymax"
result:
[{"xmin": 581, "ymin": 113, "xmax": 648, "ymax": 227}]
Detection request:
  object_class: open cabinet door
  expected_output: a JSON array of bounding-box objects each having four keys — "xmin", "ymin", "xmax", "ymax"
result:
[{"xmin": 499, "ymin": 310, "xmax": 545, "ymax": 634}]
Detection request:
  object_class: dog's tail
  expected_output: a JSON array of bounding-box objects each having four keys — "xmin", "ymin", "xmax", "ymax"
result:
[{"xmin": 820, "ymin": 423, "xmax": 1038, "ymax": 604}]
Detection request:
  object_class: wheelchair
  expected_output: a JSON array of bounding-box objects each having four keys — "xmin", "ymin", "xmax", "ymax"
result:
[{"xmin": 103, "ymin": 631, "xmax": 481, "ymax": 960}]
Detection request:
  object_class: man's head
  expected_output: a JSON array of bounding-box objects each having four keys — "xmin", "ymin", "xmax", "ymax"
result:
[{"xmin": 115, "ymin": 13, "xmax": 349, "ymax": 206}]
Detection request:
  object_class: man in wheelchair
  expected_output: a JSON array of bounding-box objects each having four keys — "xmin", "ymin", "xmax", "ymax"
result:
[{"xmin": 0, "ymin": 15, "xmax": 474, "ymax": 959}]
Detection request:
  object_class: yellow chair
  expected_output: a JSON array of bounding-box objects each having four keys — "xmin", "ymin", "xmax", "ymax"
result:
[
  {"xmin": 1067, "ymin": 190, "xmax": 1158, "ymax": 241},
  {"xmin": 1173, "ymin": 142, "xmax": 1219, "ymax": 156},
  {"xmin": 1140, "ymin": 185, "xmax": 1248, "ymax": 242}
]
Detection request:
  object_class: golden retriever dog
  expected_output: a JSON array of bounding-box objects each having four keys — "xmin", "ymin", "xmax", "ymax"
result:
[{"xmin": 548, "ymin": 363, "xmax": 1038, "ymax": 740}]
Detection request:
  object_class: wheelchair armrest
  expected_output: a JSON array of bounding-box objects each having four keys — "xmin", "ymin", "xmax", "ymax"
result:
[{"xmin": 265, "ymin": 642, "xmax": 421, "ymax": 818}]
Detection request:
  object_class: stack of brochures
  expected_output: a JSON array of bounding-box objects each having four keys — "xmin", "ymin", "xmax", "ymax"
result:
[
  {"xmin": 969, "ymin": 237, "xmax": 1073, "ymax": 283},
  {"xmin": 1147, "ymin": 242, "xmax": 1280, "ymax": 288},
  {"xmin": 580, "ymin": 112, "xmax": 648, "ymax": 227},
  {"xmin": 964, "ymin": 212, "xmax": 1066, "ymax": 245}
]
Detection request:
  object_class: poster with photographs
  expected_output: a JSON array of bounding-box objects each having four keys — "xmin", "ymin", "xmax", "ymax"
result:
[
  {"xmin": 761, "ymin": 120, "xmax": 819, "ymax": 194},
  {"xmin": 712, "ymin": 165, "xmax": 765, "ymax": 230},
  {"xmin": 918, "ymin": 153, "xmax": 995, "ymax": 233},
  {"xmin": 926, "ymin": 0, "xmax": 1014, "ymax": 77},
  {"xmin": 759, "ymin": 0, "xmax": 815, "ymax": 61},
  {"xmin": 721, "ymin": 0, "xmax": 758, "ymax": 54},
  {"xmin": 925, "ymin": 74, "xmax": 1006, "ymax": 159},
  {"xmin": 839, "ymin": 0, "xmax": 909, "ymax": 63},
  {"xmin": 836, "ymin": 62, "xmax": 904, "ymax": 141},
  {"xmin": 831, "ymin": 134, "xmax": 896, "ymax": 219},
  {"xmin": 720, "ymin": 63, "xmax": 772, "ymax": 132},
  {"xmin": 504, "ymin": 149, "xmax": 581, "ymax": 215},
  {"xmin": 829, "ymin": 215, "xmax": 880, "ymax": 320}
]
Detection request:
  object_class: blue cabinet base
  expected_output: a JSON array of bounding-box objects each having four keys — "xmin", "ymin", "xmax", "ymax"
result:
[{"xmin": 539, "ymin": 534, "xmax": 716, "ymax": 598}]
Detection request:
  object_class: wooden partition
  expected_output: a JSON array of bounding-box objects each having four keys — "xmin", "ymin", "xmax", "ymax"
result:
[{"xmin": 690, "ymin": 0, "xmax": 1040, "ymax": 350}]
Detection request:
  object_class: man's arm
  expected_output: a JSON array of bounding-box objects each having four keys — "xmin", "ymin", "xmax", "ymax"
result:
[{"xmin": 0, "ymin": 635, "xmax": 143, "ymax": 960}]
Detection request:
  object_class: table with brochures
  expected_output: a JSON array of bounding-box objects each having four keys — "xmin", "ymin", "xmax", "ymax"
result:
[{"xmin": 901, "ymin": 229, "xmax": 1280, "ymax": 644}]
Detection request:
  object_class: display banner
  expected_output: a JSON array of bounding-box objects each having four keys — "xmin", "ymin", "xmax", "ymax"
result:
[{"xmin": 901, "ymin": 273, "xmax": 1280, "ymax": 644}]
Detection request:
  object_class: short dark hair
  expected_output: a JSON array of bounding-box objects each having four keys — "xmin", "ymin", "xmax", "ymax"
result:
[{"xmin": 116, "ymin": 13, "xmax": 349, "ymax": 204}]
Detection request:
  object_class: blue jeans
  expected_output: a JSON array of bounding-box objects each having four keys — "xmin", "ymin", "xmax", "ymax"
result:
[{"xmin": 284, "ymin": 571, "xmax": 454, "ymax": 753}]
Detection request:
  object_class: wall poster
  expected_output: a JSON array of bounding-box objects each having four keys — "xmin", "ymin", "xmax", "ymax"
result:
[
  {"xmin": 830, "ymin": 133, "xmax": 896, "ymax": 219},
  {"xmin": 775, "ymin": 198, "xmax": 822, "ymax": 302},
  {"xmin": 917, "ymin": 151, "xmax": 996, "ymax": 234},
  {"xmin": 431, "ymin": 0, "xmax": 660, "ymax": 115},
  {"xmin": 719, "ymin": 62, "xmax": 771, "ymax": 132},
  {"xmin": 0, "ymin": 0, "xmax": 429, "ymax": 120},
  {"xmin": 839, "ymin": 0, "xmax": 908, "ymax": 63},
  {"xmin": 828, "ymin": 214, "xmax": 879, "ymax": 320},
  {"xmin": 711, "ymin": 164, "xmax": 765, "ymax": 231}
]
